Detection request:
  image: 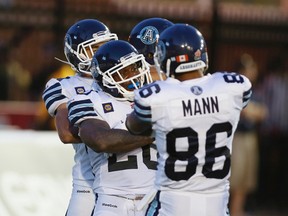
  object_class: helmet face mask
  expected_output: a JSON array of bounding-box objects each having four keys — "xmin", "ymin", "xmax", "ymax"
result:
[
  {"xmin": 77, "ymin": 35, "xmax": 117, "ymax": 74},
  {"xmin": 77, "ymin": 31, "xmax": 117, "ymax": 60},
  {"xmin": 91, "ymin": 40, "xmax": 152, "ymax": 101},
  {"xmin": 103, "ymin": 54, "xmax": 151, "ymax": 99},
  {"xmin": 64, "ymin": 19, "xmax": 118, "ymax": 75}
]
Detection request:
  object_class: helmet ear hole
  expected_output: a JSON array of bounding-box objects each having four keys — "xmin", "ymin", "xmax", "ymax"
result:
[
  {"xmin": 135, "ymin": 60, "xmax": 142, "ymax": 68},
  {"xmin": 147, "ymin": 52, "xmax": 154, "ymax": 60}
]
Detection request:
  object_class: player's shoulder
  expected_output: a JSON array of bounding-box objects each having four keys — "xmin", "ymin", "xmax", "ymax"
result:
[
  {"xmin": 210, "ymin": 71, "xmax": 252, "ymax": 89},
  {"xmin": 67, "ymin": 90, "xmax": 99, "ymax": 125},
  {"xmin": 68, "ymin": 90, "xmax": 94, "ymax": 114},
  {"xmin": 139, "ymin": 78, "xmax": 179, "ymax": 93},
  {"xmin": 44, "ymin": 76, "xmax": 73, "ymax": 90},
  {"xmin": 68, "ymin": 89, "xmax": 106, "ymax": 108},
  {"xmin": 134, "ymin": 78, "xmax": 179, "ymax": 105},
  {"xmin": 211, "ymin": 71, "xmax": 249, "ymax": 81},
  {"xmin": 44, "ymin": 77, "xmax": 60, "ymax": 90}
]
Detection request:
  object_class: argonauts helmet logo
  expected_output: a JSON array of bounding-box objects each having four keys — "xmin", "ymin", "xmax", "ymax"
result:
[
  {"xmin": 190, "ymin": 86, "xmax": 203, "ymax": 95},
  {"xmin": 138, "ymin": 26, "xmax": 159, "ymax": 45}
]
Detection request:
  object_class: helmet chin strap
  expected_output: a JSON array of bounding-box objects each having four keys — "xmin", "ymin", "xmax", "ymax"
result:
[
  {"xmin": 54, "ymin": 57, "xmax": 77, "ymax": 71},
  {"xmin": 54, "ymin": 56, "xmax": 70, "ymax": 65},
  {"xmin": 55, "ymin": 56, "xmax": 92, "ymax": 76}
]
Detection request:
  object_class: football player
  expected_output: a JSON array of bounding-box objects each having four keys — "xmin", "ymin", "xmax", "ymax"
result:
[
  {"xmin": 128, "ymin": 17, "xmax": 174, "ymax": 81},
  {"xmin": 126, "ymin": 24, "xmax": 252, "ymax": 216},
  {"xmin": 67, "ymin": 40, "xmax": 157, "ymax": 216},
  {"xmin": 42, "ymin": 19, "xmax": 117, "ymax": 216}
]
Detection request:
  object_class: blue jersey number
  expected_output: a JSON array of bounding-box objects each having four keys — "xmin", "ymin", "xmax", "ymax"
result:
[
  {"xmin": 139, "ymin": 83, "xmax": 161, "ymax": 98},
  {"xmin": 223, "ymin": 73, "xmax": 244, "ymax": 83}
]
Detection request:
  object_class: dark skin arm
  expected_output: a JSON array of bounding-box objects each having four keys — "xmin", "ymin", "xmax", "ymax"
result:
[
  {"xmin": 78, "ymin": 118, "xmax": 154, "ymax": 153},
  {"xmin": 55, "ymin": 103, "xmax": 82, "ymax": 143},
  {"xmin": 125, "ymin": 111, "xmax": 152, "ymax": 136}
]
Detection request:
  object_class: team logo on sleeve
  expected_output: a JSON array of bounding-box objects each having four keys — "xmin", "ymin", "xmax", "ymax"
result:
[
  {"xmin": 75, "ymin": 87, "xmax": 85, "ymax": 94},
  {"xmin": 102, "ymin": 102, "xmax": 114, "ymax": 113},
  {"xmin": 190, "ymin": 86, "xmax": 203, "ymax": 95}
]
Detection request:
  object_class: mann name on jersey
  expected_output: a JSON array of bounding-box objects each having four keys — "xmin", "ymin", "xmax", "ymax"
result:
[{"xmin": 182, "ymin": 96, "xmax": 219, "ymax": 117}]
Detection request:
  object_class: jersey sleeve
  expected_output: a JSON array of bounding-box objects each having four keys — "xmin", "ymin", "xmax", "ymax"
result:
[
  {"xmin": 133, "ymin": 82, "xmax": 158, "ymax": 123},
  {"xmin": 214, "ymin": 72, "xmax": 252, "ymax": 110},
  {"xmin": 241, "ymin": 75, "xmax": 252, "ymax": 109},
  {"xmin": 67, "ymin": 94, "xmax": 98, "ymax": 126},
  {"xmin": 42, "ymin": 78, "xmax": 68, "ymax": 117}
]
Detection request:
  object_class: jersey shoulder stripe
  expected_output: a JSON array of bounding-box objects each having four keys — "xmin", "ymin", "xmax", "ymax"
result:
[
  {"xmin": 212, "ymin": 72, "xmax": 252, "ymax": 109},
  {"xmin": 242, "ymin": 87, "xmax": 252, "ymax": 108},
  {"xmin": 134, "ymin": 100, "xmax": 152, "ymax": 122},
  {"xmin": 42, "ymin": 82, "xmax": 67, "ymax": 113},
  {"xmin": 68, "ymin": 98, "xmax": 97, "ymax": 125},
  {"xmin": 42, "ymin": 82, "xmax": 61, "ymax": 101}
]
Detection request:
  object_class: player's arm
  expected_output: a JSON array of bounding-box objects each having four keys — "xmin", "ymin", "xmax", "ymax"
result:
[
  {"xmin": 55, "ymin": 103, "xmax": 81, "ymax": 143},
  {"xmin": 78, "ymin": 118, "xmax": 154, "ymax": 153},
  {"xmin": 67, "ymin": 94, "xmax": 153, "ymax": 153},
  {"xmin": 126, "ymin": 111, "xmax": 152, "ymax": 135},
  {"xmin": 126, "ymin": 83, "xmax": 155, "ymax": 135},
  {"xmin": 42, "ymin": 78, "xmax": 81, "ymax": 144}
]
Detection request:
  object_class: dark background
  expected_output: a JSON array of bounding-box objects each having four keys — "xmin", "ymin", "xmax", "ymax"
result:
[{"xmin": 0, "ymin": 0, "xmax": 288, "ymax": 215}]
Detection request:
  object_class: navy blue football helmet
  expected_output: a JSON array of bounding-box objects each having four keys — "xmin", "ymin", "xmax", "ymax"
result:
[
  {"xmin": 64, "ymin": 19, "xmax": 118, "ymax": 75},
  {"xmin": 128, "ymin": 17, "xmax": 173, "ymax": 65},
  {"xmin": 154, "ymin": 23, "xmax": 209, "ymax": 77},
  {"xmin": 91, "ymin": 40, "xmax": 152, "ymax": 101}
]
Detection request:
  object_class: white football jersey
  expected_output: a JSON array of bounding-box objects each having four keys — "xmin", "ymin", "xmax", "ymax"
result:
[
  {"xmin": 42, "ymin": 74, "xmax": 95, "ymax": 187},
  {"xmin": 133, "ymin": 72, "xmax": 252, "ymax": 193},
  {"xmin": 68, "ymin": 90, "xmax": 157, "ymax": 195}
]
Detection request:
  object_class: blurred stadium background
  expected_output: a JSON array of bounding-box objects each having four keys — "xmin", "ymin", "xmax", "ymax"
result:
[{"xmin": 0, "ymin": 0, "xmax": 288, "ymax": 215}]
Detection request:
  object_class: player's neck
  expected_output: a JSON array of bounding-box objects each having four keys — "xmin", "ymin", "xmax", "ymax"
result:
[
  {"xmin": 79, "ymin": 72, "xmax": 93, "ymax": 79},
  {"xmin": 175, "ymin": 70, "xmax": 203, "ymax": 81}
]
